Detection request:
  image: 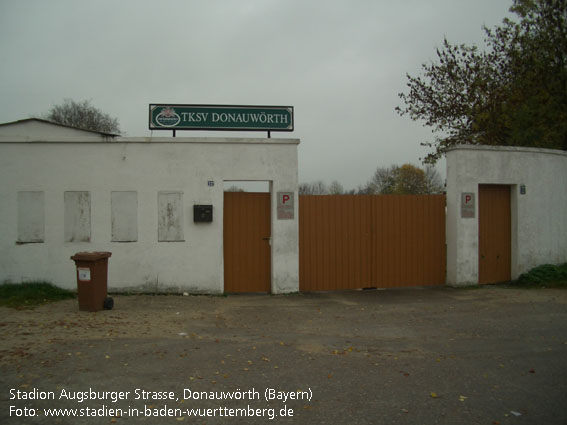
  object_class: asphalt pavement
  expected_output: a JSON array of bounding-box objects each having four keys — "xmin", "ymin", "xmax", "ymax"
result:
[{"xmin": 1, "ymin": 286, "xmax": 566, "ymax": 424}]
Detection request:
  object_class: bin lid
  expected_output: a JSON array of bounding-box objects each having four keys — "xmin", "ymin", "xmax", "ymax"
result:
[{"xmin": 70, "ymin": 251, "xmax": 112, "ymax": 261}]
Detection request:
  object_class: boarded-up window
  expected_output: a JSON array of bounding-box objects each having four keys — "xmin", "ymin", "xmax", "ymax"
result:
[
  {"xmin": 111, "ymin": 191, "xmax": 138, "ymax": 242},
  {"xmin": 17, "ymin": 191, "xmax": 45, "ymax": 243},
  {"xmin": 64, "ymin": 191, "xmax": 91, "ymax": 242},
  {"xmin": 158, "ymin": 191, "xmax": 184, "ymax": 242}
]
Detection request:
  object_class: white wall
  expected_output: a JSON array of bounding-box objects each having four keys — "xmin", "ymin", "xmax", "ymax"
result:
[
  {"xmin": 446, "ymin": 145, "xmax": 567, "ymax": 286},
  {"xmin": 0, "ymin": 135, "xmax": 299, "ymax": 294}
]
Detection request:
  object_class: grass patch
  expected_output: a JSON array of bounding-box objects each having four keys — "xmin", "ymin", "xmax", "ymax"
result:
[
  {"xmin": 511, "ymin": 263, "xmax": 567, "ymax": 288},
  {"xmin": 0, "ymin": 281, "xmax": 75, "ymax": 309}
]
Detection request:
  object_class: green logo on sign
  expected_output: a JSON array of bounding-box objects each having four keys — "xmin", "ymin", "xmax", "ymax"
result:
[{"xmin": 154, "ymin": 107, "xmax": 181, "ymax": 127}]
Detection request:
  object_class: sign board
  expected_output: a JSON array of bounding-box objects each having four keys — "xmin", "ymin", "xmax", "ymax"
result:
[
  {"xmin": 277, "ymin": 192, "xmax": 294, "ymax": 220},
  {"xmin": 461, "ymin": 192, "xmax": 475, "ymax": 218},
  {"xmin": 149, "ymin": 104, "xmax": 294, "ymax": 132},
  {"xmin": 78, "ymin": 267, "xmax": 91, "ymax": 282}
]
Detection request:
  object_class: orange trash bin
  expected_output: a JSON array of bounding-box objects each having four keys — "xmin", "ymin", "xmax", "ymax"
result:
[{"xmin": 70, "ymin": 252, "xmax": 113, "ymax": 312}]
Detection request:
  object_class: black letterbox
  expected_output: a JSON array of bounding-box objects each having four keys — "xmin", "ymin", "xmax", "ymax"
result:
[{"xmin": 194, "ymin": 205, "xmax": 213, "ymax": 222}]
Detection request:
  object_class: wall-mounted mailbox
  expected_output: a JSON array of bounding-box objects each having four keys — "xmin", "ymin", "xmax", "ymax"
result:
[{"xmin": 193, "ymin": 205, "xmax": 213, "ymax": 222}]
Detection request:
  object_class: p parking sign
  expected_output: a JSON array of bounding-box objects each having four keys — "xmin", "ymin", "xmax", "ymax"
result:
[
  {"xmin": 277, "ymin": 192, "xmax": 294, "ymax": 220},
  {"xmin": 461, "ymin": 192, "xmax": 475, "ymax": 218}
]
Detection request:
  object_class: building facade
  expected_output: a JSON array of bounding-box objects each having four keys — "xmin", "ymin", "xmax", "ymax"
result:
[
  {"xmin": 0, "ymin": 119, "xmax": 300, "ymax": 293},
  {"xmin": 446, "ymin": 145, "xmax": 567, "ymax": 286}
]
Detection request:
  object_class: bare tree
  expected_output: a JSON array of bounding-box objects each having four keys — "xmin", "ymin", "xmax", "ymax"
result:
[
  {"xmin": 367, "ymin": 165, "xmax": 398, "ymax": 194},
  {"xmin": 299, "ymin": 167, "xmax": 443, "ymax": 196},
  {"xmin": 299, "ymin": 181, "xmax": 329, "ymax": 195},
  {"xmin": 298, "ymin": 183, "xmax": 312, "ymax": 195},
  {"xmin": 424, "ymin": 166, "xmax": 445, "ymax": 194},
  {"xmin": 328, "ymin": 180, "xmax": 344, "ymax": 195},
  {"xmin": 44, "ymin": 99, "xmax": 121, "ymax": 134},
  {"xmin": 355, "ymin": 184, "xmax": 373, "ymax": 194},
  {"xmin": 367, "ymin": 164, "xmax": 444, "ymax": 194},
  {"xmin": 312, "ymin": 181, "xmax": 328, "ymax": 195}
]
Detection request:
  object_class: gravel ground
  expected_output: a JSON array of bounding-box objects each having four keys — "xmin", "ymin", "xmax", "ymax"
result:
[{"xmin": 1, "ymin": 286, "xmax": 566, "ymax": 424}]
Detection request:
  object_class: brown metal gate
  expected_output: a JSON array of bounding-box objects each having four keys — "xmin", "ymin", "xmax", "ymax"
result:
[
  {"xmin": 223, "ymin": 192, "xmax": 271, "ymax": 293},
  {"xmin": 299, "ymin": 195, "xmax": 446, "ymax": 291},
  {"xmin": 478, "ymin": 185, "xmax": 511, "ymax": 284}
]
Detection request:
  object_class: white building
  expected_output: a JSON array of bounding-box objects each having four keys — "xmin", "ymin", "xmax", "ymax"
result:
[
  {"xmin": 446, "ymin": 145, "xmax": 567, "ymax": 286},
  {"xmin": 0, "ymin": 119, "xmax": 300, "ymax": 293}
]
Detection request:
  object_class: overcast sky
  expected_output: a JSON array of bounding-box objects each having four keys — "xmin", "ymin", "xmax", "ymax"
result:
[{"xmin": 0, "ymin": 0, "xmax": 513, "ymax": 190}]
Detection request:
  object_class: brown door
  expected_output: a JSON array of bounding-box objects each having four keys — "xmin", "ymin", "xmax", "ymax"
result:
[
  {"xmin": 223, "ymin": 192, "xmax": 271, "ymax": 292},
  {"xmin": 478, "ymin": 185, "xmax": 511, "ymax": 284}
]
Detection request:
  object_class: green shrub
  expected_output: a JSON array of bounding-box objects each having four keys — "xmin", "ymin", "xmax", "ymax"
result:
[
  {"xmin": 0, "ymin": 281, "xmax": 75, "ymax": 309},
  {"xmin": 516, "ymin": 263, "xmax": 567, "ymax": 286}
]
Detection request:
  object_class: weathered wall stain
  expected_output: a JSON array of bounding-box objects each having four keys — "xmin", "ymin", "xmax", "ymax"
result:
[
  {"xmin": 111, "ymin": 191, "xmax": 138, "ymax": 242},
  {"xmin": 17, "ymin": 191, "xmax": 45, "ymax": 243},
  {"xmin": 158, "ymin": 192, "xmax": 184, "ymax": 242},
  {"xmin": 64, "ymin": 191, "xmax": 91, "ymax": 242}
]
